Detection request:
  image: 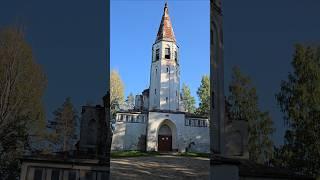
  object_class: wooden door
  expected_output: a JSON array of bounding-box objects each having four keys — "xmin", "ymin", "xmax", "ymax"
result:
[{"xmin": 158, "ymin": 135, "xmax": 172, "ymax": 152}]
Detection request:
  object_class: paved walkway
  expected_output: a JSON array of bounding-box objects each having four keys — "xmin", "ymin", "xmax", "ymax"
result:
[{"xmin": 110, "ymin": 155, "xmax": 209, "ymax": 180}]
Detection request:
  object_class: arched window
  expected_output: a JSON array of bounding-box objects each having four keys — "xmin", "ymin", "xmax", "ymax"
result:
[
  {"xmin": 175, "ymin": 51, "xmax": 177, "ymax": 62},
  {"xmin": 165, "ymin": 48, "xmax": 170, "ymax": 59},
  {"xmin": 156, "ymin": 49, "xmax": 160, "ymax": 61}
]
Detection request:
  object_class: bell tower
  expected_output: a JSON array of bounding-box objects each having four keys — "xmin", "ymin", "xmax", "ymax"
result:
[{"xmin": 149, "ymin": 2, "xmax": 180, "ymax": 111}]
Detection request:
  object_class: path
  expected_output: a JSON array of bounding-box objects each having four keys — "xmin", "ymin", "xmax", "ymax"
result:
[{"xmin": 110, "ymin": 155, "xmax": 209, "ymax": 180}]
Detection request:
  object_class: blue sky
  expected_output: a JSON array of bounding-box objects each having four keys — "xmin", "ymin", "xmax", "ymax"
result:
[{"xmin": 111, "ymin": 0, "xmax": 210, "ymax": 106}]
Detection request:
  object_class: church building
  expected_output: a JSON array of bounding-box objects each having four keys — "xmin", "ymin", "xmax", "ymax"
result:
[{"xmin": 111, "ymin": 3, "xmax": 210, "ymax": 153}]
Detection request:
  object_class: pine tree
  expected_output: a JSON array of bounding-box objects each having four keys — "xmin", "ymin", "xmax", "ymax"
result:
[
  {"xmin": 181, "ymin": 83, "xmax": 196, "ymax": 113},
  {"xmin": 125, "ymin": 93, "xmax": 135, "ymax": 110},
  {"xmin": 49, "ymin": 97, "xmax": 78, "ymax": 152},
  {"xmin": 275, "ymin": 44, "xmax": 320, "ymax": 177},
  {"xmin": 228, "ymin": 66, "xmax": 274, "ymax": 164},
  {"xmin": 196, "ymin": 75, "xmax": 210, "ymax": 117}
]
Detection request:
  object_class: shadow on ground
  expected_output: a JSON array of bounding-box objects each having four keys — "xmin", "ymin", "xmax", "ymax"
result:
[{"xmin": 110, "ymin": 155, "xmax": 209, "ymax": 180}]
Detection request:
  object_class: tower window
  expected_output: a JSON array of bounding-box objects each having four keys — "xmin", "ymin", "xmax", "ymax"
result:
[
  {"xmin": 175, "ymin": 51, "xmax": 177, "ymax": 62},
  {"xmin": 156, "ymin": 68, "xmax": 157, "ymax": 74},
  {"xmin": 167, "ymin": 67, "xmax": 169, "ymax": 73},
  {"xmin": 166, "ymin": 97, "xmax": 168, "ymax": 103},
  {"xmin": 156, "ymin": 49, "xmax": 160, "ymax": 61},
  {"xmin": 155, "ymin": 89, "xmax": 157, "ymax": 94},
  {"xmin": 165, "ymin": 48, "xmax": 170, "ymax": 59}
]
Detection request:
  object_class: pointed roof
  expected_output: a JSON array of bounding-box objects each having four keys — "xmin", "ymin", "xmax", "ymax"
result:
[{"xmin": 155, "ymin": 2, "xmax": 176, "ymax": 43}]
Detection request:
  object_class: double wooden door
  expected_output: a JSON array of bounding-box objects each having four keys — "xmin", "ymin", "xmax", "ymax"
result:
[{"xmin": 158, "ymin": 135, "xmax": 172, "ymax": 152}]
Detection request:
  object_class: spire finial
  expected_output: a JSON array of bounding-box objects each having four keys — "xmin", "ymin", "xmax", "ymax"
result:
[{"xmin": 164, "ymin": 1, "xmax": 168, "ymax": 11}]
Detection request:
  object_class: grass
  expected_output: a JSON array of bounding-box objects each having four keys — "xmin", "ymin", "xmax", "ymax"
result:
[
  {"xmin": 111, "ymin": 150, "xmax": 160, "ymax": 158},
  {"xmin": 111, "ymin": 150, "xmax": 209, "ymax": 158},
  {"xmin": 176, "ymin": 152, "xmax": 210, "ymax": 158}
]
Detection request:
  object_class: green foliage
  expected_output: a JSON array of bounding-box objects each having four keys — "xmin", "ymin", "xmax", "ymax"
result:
[
  {"xmin": 181, "ymin": 83, "xmax": 196, "ymax": 113},
  {"xmin": 274, "ymin": 44, "xmax": 320, "ymax": 177},
  {"xmin": 125, "ymin": 93, "xmax": 135, "ymax": 110},
  {"xmin": 228, "ymin": 66, "xmax": 274, "ymax": 164},
  {"xmin": 111, "ymin": 150, "xmax": 159, "ymax": 158},
  {"xmin": 176, "ymin": 152, "xmax": 209, "ymax": 158},
  {"xmin": 110, "ymin": 70, "xmax": 124, "ymax": 119},
  {"xmin": 48, "ymin": 97, "xmax": 78, "ymax": 152},
  {"xmin": 196, "ymin": 75, "xmax": 210, "ymax": 117},
  {"xmin": 0, "ymin": 26, "xmax": 47, "ymax": 179}
]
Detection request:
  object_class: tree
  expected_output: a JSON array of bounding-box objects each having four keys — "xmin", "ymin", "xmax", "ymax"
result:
[
  {"xmin": 196, "ymin": 75, "xmax": 210, "ymax": 117},
  {"xmin": 0, "ymin": 26, "xmax": 47, "ymax": 179},
  {"xmin": 110, "ymin": 70, "xmax": 124, "ymax": 119},
  {"xmin": 181, "ymin": 83, "xmax": 196, "ymax": 113},
  {"xmin": 124, "ymin": 93, "xmax": 135, "ymax": 110},
  {"xmin": 228, "ymin": 66, "xmax": 274, "ymax": 164},
  {"xmin": 48, "ymin": 97, "xmax": 78, "ymax": 152},
  {"xmin": 274, "ymin": 44, "xmax": 320, "ymax": 177}
]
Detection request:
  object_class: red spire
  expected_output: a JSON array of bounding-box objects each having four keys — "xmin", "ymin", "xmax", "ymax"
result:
[{"xmin": 155, "ymin": 2, "xmax": 176, "ymax": 43}]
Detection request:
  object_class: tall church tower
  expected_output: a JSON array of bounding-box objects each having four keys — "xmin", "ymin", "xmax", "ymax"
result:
[{"xmin": 149, "ymin": 2, "xmax": 180, "ymax": 111}]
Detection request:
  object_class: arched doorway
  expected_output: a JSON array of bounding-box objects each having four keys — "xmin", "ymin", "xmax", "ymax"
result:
[{"xmin": 158, "ymin": 124, "xmax": 172, "ymax": 152}]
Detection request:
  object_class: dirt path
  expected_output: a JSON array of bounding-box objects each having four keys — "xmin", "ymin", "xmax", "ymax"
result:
[{"xmin": 110, "ymin": 155, "xmax": 209, "ymax": 180}]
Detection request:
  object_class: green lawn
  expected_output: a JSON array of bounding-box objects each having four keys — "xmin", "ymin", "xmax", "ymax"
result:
[
  {"xmin": 111, "ymin": 151, "xmax": 209, "ymax": 158},
  {"xmin": 176, "ymin": 152, "xmax": 210, "ymax": 158},
  {"xmin": 111, "ymin": 151, "xmax": 160, "ymax": 158}
]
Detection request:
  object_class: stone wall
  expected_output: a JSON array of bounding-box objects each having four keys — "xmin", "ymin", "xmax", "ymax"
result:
[
  {"xmin": 111, "ymin": 113, "xmax": 148, "ymax": 151},
  {"xmin": 183, "ymin": 117, "xmax": 210, "ymax": 153}
]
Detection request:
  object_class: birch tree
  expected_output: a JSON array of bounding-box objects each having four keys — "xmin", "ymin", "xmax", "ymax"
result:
[{"xmin": 0, "ymin": 26, "xmax": 47, "ymax": 179}]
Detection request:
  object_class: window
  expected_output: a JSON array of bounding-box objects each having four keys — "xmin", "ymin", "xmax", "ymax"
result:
[
  {"xmin": 85, "ymin": 171, "xmax": 96, "ymax": 180},
  {"xmin": 156, "ymin": 68, "xmax": 157, "ymax": 74},
  {"xmin": 189, "ymin": 119, "xmax": 192, "ymax": 126},
  {"xmin": 166, "ymin": 67, "xmax": 169, "ymax": 73},
  {"xmin": 175, "ymin": 51, "xmax": 177, "ymax": 62},
  {"xmin": 166, "ymin": 97, "xmax": 168, "ymax": 103},
  {"xmin": 34, "ymin": 168, "xmax": 43, "ymax": 180},
  {"xmin": 120, "ymin": 115, "xmax": 123, "ymax": 121},
  {"xmin": 156, "ymin": 49, "xmax": 160, "ymax": 61},
  {"xmin": 198, "ymin": 120, "xmax": 200, "ymax": 127},
  {"xmin": 185, "ymin": 119, "xmax": 189, "ymax": 126},
  {"xmin": 165, "ymin": 48, "xmax": 170, "ymax": 59},
  {"xmin": 126, "ymin": 115, "xmax": 128, "ymax": 122},
  {"xmin": 68, "ymin": 171, "xmax": 77, "ymax": 180},
  {"xmin": 98, "ymin": 172, "xmax": 109, "ymax": 180},
  {"xmin": 155, "ymin": 89, "xmax": 157, "ymax": 95},
  {"xmin": 51, "ymin": 169, "xmax": 60, "ymax": 180}
]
